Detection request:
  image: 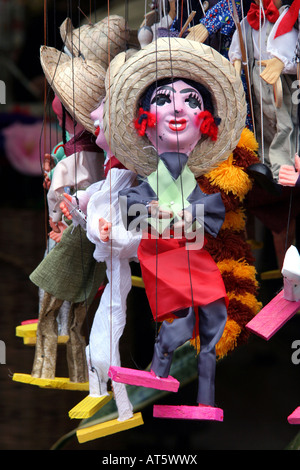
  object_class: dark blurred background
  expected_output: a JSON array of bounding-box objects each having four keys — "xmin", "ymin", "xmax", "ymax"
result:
[{"xmin": 1, "ymin": 0, "xmax": 300, "ymax": 452}]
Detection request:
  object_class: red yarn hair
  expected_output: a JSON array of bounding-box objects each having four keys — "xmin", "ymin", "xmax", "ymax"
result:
[
  {"xmin": 196, "ymin": 110, "xmax": 219, "ymax": 141},
  {"xmin": 134, "ymin": 107, "xmax": 156, "ymax": 136}
]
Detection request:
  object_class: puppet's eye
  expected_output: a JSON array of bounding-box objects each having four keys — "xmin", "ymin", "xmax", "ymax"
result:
[
  {"xmin": 186, "ymin": 93, "xmax": 202, "ymax": 109},
  {"xmin": 151, "ymin": 92, "xmax": 171, "ymax": 106}
]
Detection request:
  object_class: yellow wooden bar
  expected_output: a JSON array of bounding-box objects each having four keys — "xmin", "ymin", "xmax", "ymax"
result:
[
  {"xmin": 69, "ymin": 393, "xmax": 113, "ymax": 419},
  {"xmin": 16, "ymin": 323, "xmax": 38, "ymax": 338},
  {"xmin": 76, "ymin": 412, "xmax": 144, "ymax": 443},
  {"xmin": 260, "ymin": 269, "xmax": 281, "ymax": 280},
  {"xmin": 12, "ymin": 373, "xmax": 89, "ymax": 391},
  {"xmin": 131, "ymin": 275, "xmax": 145, "ymax": 288},
  {"xmin": 23, "ymin": 334, "xmax": 69, "ymax": 346}
]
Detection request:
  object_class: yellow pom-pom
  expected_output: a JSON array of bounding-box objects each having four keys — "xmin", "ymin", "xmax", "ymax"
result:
[
  {"xmin": 236, "ymin": 127, "xmax": 259, "ymax": 153},
  {"xmin": 217, "ymin": 258, "xmax": 259, "ymax": 287},
  {"xmin": 216, "ymin": 319, "xmax": 242, "ymax": 359},
  {"xmin": 206, "ymin": 155, "xmax": 252, "ymax": 200},
  {"xmin": 222, "ymin": 209, "xmax": 247, "ymax": 231}
]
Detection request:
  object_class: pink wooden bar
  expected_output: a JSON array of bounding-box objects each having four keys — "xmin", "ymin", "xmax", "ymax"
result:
[
  {"xmin": 108, "ymin": 366, "xmax": 180, "ymax": 392},
  {"xmin": 153, "ymin": 404, "xmax": 224, "ymax": 421},
  {"xmin": 287, "ymin": 407, "xmax": 300, "ymax": 424},
  {"xmin": 246, "ymin": 290, "xmax": 300, "ymax": 341}
]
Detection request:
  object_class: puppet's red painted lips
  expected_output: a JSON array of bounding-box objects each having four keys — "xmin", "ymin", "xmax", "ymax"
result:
[
  {"xmin": 169, "ymin": 119, "xmax": 187, "ymax": 131},
  {"xmin": 95, "ymin": 126, "xmax": 100, "ymax": 136}
]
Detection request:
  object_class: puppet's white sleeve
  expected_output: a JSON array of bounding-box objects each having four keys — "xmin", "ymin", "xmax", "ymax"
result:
[
  {"xmin": 267, "ymin": 7, "xmax": 298, "ymax": 74},
  {"xmin": 87, "ymin": 168, "xmax": 142, "ymax": 261},
  {"xmin": 47, "ymin": 150, "xmax": 103, "ymax": 222},
  {"xmin": 228, "ymin": 18, "xmax": 248, "ymax": 64}
]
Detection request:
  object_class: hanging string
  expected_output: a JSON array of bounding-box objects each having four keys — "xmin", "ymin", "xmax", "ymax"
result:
[
  {"xmin": 151, "ymin": 1, "xmax": 160, "ymax": 340},
  {"xmin": 42, "ymin": 0, "xmax": 49, "ymax": 252},
  {"xmin": 258, "ymin": 0, "xmax": 265, "ymax": 164}
]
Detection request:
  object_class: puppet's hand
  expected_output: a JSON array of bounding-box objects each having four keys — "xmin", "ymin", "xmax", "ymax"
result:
[
  {"xmin": 278, "ymin": 164, "xmax": 299, "ymax": 187},
  {"xmin": 233, "ymin": 59, "xmax": 242, "ymax": 75},
  {"xmin": 43, "ymin": 153, "xmax": 54, "ymax": 189},
  {"xmin": 174, "ymin": 208, "xmax": 193, "ymax": 230},
  {"xmin": 43, "ymin": 153, "xmax": 54, "ymax": 173},
  {"xmin": 49, "ymin": 216, "xmax": 62, "ymax": 233},
  {"xmin": 60, "ymin": 193, "xmax": 74, "ymax": 220},
  {"xmin": 99, "ymin": 217, "xmax": 112, "ymax": 242},
  {"xmin": 259, "ymin": 57, "xmax": 284, "ymax": 85},
  {"xmin": 148, "ymin": 200, "xmax": 174, "ymax": 219},
  {"xmin": 279, "ymin": 153, "xmax": 300, "ymax": 187},
  {"xmin": 43, "ymin": 174, "xmax": 51, "ymax": 190},
  {"xmin": 49, "ymin": 222, "xmax": 67, "ymax": 243},
  {"xmin": 295, "ymin": 154, "xmax": 300, "ymax": 173}
]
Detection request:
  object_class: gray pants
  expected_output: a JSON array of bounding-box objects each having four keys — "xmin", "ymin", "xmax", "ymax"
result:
[{"xmin": 151, "ymin": 300, "xmax": 227, "ymax": 406}]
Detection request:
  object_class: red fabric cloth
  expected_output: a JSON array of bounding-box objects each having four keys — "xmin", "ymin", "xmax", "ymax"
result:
[
  {"xmin": 104, "ymin": 156, "xmax": 127, "ymax": 177},
  {"xmin": 247, "ymin": 0, "xmax": 279, "ymax": 30},
  {"xmin": 138, "ymin": 235, "xmax": 228, "ymax": 322},
  {"xmin": 64, "ymin": 131, "xmax": 100, "ymax": 157},
  {"xmin": 274, "ymin": 0, "xmax": 300, "ymax": 38}
]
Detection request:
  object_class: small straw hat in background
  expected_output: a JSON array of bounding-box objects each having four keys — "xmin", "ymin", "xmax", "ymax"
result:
[
  {"xmin": 60, "ymin": 15, "xmax": 130, "ymax": 70},
  {"xmin": 40, "ymin": 45, "xmax": 106, "ymax": 134}
]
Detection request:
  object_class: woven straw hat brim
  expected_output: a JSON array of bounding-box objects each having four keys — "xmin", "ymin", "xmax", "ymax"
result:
[
  {"xmin": 60, "ymin": 15, "xmax": 130, "ymax": 70},
  {"xmin": 40, "ymin": 46, "xmax": 106, "ymax": 134},
  {"xmin": 103, "ymin": 37, "xmax": 247, "ymax": 177}
]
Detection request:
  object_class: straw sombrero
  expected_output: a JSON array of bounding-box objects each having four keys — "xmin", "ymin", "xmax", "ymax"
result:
[
  {"xmin": 40, "ymin": 46, "xmax": 106, "ymax": 134},
  {"xmin": 60, "ymin": 15, "xmax": 130, "ymax": 70},
  {"xmin": 103, "ymin": 37, "xmax": 247, "ymax": 177}
]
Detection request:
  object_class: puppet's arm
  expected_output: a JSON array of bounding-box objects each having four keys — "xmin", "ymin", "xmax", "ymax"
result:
[
  {"xmin": 261, "ymin": 6, "xmax": 299, "ymax": 84},
  {"xmin": 198, "ymin": 0, "xmax": 241, "ymax": 37},
  {"xmin": 47, "ymin": 150, "xmax": 102, "ymax": 223}
]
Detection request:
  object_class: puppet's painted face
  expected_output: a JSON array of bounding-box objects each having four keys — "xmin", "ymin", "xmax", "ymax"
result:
[
  {"xmin": 90, "ymin": 99, "xmax": 109, "ymax": 152},
  {"xmin": 146, "ymin": 80, "xmax": 204, "ymax": 155}
]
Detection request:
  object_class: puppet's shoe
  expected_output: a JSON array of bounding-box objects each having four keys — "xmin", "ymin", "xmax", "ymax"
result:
[
  {"xmin": 108, "ymin": 366, "xmax": 179, "ymax": 392},
  {"xmin": 153, "ymin": 404, "xmax": 223, "ymax": 421},
  {"xmin": 247, "ymin": 163, "xmax": 281, "ymax": 195},
  {"xmin": 282, "ymin": 245, "xmax": 300, "ymax": 301}
]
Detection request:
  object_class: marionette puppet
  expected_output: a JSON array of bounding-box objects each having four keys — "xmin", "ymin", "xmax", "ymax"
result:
[
  {"xmin": 13, "ymin": 46, "xmax": 109, "ymax": 389},
  {"xmin": 245, "ymin": 154, "xmax": 300, "ymax": 423},
  {"xmin": 137, "ymin": 0, "xmax": 177, "ymax": 47},
  {"xmin": 102, "ymin": 37, "xmax": 249, "ymax": 421},
  {"xmin": 229, "ymin": 0, "xmax": 299, "ymax": 186},
  {"xmin": 59, "ymin": 97, "xmax": 143, "ymax": 435},
  {"xmin": 23, "ymin": 16, "xmax": 132, "ymax": 389}
]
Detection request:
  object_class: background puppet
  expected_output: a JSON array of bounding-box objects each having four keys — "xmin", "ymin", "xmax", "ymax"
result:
[
  {"xmin": 27, "ymin": 15, "xmax": 131, "ymax": 385},
  {"xmin": 61, "ymin": 78, "xmax": 141, "ymax": 422},
  {"xmin": 28, "ymin": 46, "xmax": 107, "ymax": 384},
  {"xmin": 103, "ymin": 37, "xmax": 248, "ymax": 418},
  {"xmin": 229, "ymin": 0, "xmax": 299, "ymax": 184}
]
